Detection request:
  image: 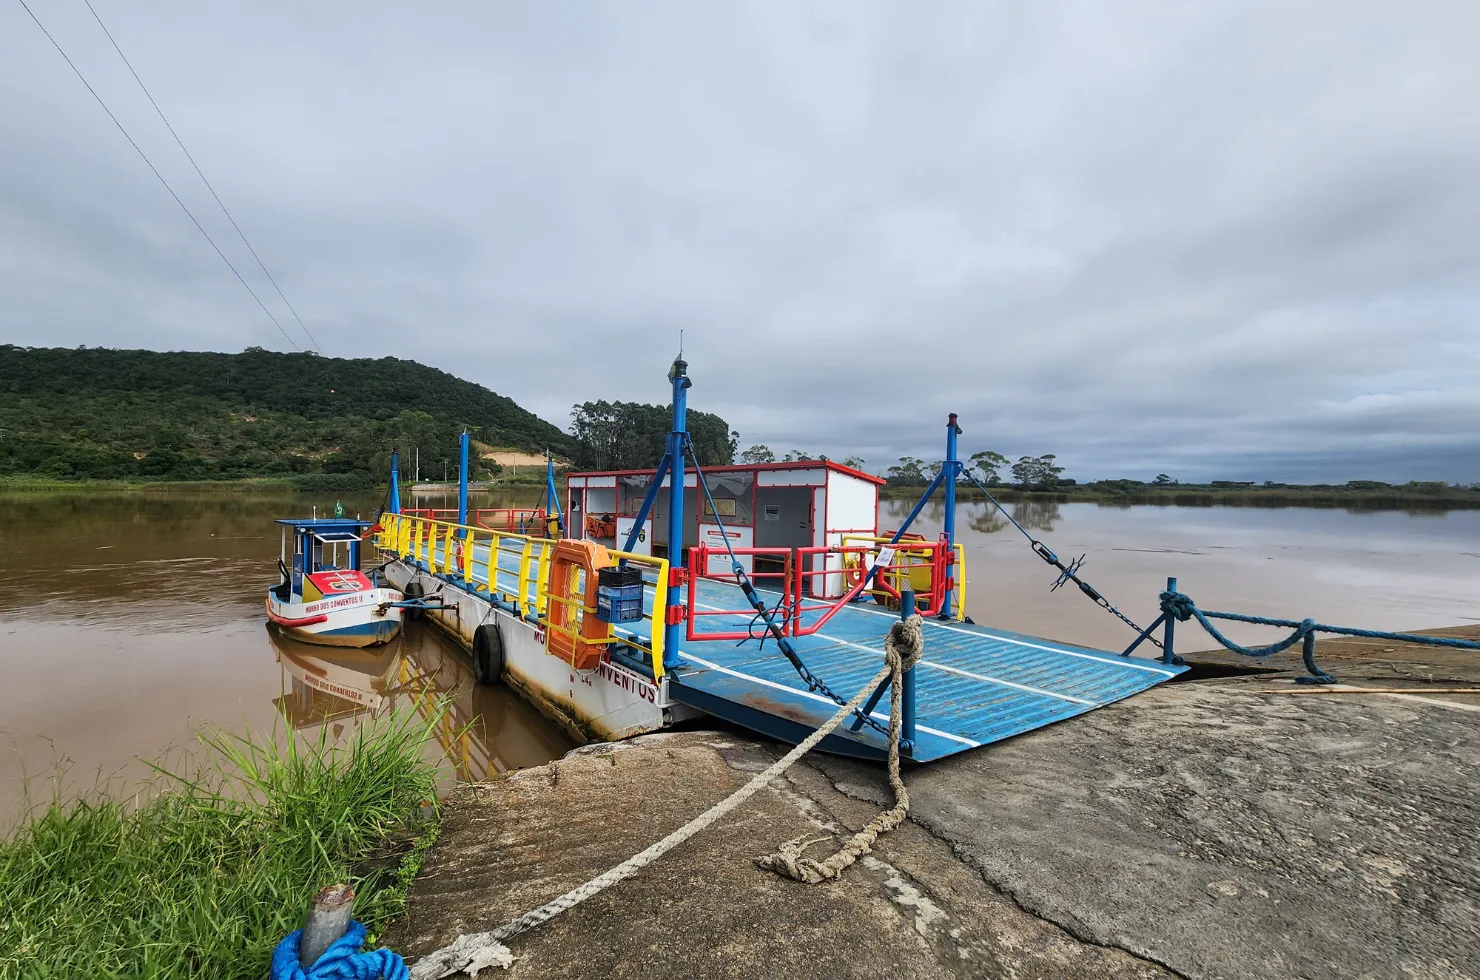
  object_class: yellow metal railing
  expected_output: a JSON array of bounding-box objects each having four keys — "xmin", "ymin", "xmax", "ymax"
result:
[
  {"xmin": 839, "ymin": 533, "xmax": 968, "ymax": 623},
  {"xmin": 954, "ymin": 543, "xmax": 967, "ymax": 620},
  {"xmin": 610, "ymin": 547, "xmax": 668, "ymax": 677},
  {"xmin": 374, "ymin": 512, "xmax": 670, "ymax": 679}
]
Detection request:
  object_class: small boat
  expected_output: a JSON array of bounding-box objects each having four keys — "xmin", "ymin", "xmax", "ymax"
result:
[{"xmin": 266, "ymin": 518, "xmax": 404, "ymax": 647}]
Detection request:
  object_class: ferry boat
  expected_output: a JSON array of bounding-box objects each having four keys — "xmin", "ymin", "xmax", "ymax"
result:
[
  {"xmin": 266, "ymin": 518, "xmax": 404, "ymax": 648},
  {"xmin": 368, "ymin": 357, "xmax": 1187, "ymax": 761}
]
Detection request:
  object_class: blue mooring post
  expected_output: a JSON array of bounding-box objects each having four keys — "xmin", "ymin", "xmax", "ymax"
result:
[
  {"xmin": 457, "ymin": 431, "xmax": 470, "ymax": 528},
  {"xmin": 941, "ymin": 413, "xmax": 960, "ymax": 620},
  {"xmin": 901, "ymin": 587, "xmax": 917, "ymax": 751},
  {"xmin": 388, "ymin": 450, "xmax": 401, "ymax": 514},
  {"xmin": 1161, "ymin": 576, "xmax": 1177, "ymax": 665},
  {"xmin": 662, "ymin": 357, "xmax": 691, "ymax": 673},
  {"xmin": 545, "ymin": 454, "xmax": 565, "ymax": 535}
]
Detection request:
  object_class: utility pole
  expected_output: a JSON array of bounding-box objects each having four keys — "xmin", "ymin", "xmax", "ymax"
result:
[{"xmin": 415, "ymin": 447, "xmax": 420, "ymax": 482}]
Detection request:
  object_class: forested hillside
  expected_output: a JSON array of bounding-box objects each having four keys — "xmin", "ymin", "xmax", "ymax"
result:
[{"xmin": 0, "ymin": 346, "xmax": 575, "ymax": 486}]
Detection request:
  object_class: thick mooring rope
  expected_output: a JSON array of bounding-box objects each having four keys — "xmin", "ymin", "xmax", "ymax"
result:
[
  {"xmin": 757, "ymin": 614, "xmax": 923, "ymax": 883},
  {"xmin": 408, "ymin": 617, "xmax": 925, "ymax": 979}
]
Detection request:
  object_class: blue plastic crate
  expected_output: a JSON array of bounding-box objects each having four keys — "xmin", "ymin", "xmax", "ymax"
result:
[{"xmin": 596, "ymin": 583, "xmax": 645, "ymax": 624}]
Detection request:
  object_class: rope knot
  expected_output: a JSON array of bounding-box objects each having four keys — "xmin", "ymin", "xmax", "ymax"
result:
[
  {"xmin": 759, "ymin": 613, "xmax": 923, "ymax": 886},
  {"xmin": 884, "ymin": 613, "xmax": 925, "ymax": 671},
  {"xmin": 1159, "ymin": 591, "xmax": 1196, "ymax": 622}
]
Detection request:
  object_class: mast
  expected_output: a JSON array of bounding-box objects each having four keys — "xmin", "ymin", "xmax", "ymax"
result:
[{"xmin": 663, "ymin": 356, "xmax": 691, "ymax": 666}]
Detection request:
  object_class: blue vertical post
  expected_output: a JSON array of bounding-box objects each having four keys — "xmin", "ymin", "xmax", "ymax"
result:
[
  {"xmin": 1161, "ymin": 576, "xmax": 1177, "ymax": 665},
  {"xmin": 941, "ymin": 413, "xmax": 960, "ymax": 619},
  {"xmin": 546, "ymin": 453, "xmax": 565, "ymax": 535},
  {"xmin": 622, "ymin": 453, "xmax": 671, "ymax": 553},
  {"xmin": 900, "ymin": 587, "xmax": 917, "ymax": 752},
  {"xmin": 457, "ymin": 431, "xmax": 470, "ymax": 527},
  {"xmin": 388, "ymin": 450, "xmax": 401, "ymax": 514},
  {"xmin": 663, "ymin": 357, "xmax": 691, "ymax": 672}
]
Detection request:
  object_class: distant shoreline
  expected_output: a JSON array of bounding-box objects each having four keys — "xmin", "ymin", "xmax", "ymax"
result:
[
  {"xmin": 0, "ymin": 473, "xmax": 553, "ymax": 494},
  {"xmin": 6, "ymin": 474, "xmax": 1477, "ymax": 510},
  {"xmin": 879, "ymin": 484, "xmax": 1480, "ymax": 510}
]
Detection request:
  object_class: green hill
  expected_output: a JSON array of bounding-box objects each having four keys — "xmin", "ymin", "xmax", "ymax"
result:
[{"xmin": 0, "ymin": 345, "xmax": 575, "ymax": 487}]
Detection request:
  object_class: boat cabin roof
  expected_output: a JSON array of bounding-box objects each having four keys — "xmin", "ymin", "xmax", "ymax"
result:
[
  {"xmin": 274, "ymin": 518, "xmax": 373, "ymax": 529},
  {"xmin": 566, "ymin": 459, "xmax": 885, "ymax": 485},
  {"xmin": 275, "ymin": 518, "xmax": 372, "ymax": 543}
]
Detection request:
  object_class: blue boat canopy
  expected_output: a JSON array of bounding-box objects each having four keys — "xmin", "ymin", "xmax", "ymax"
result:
[{"xmin": 274, "ymin": 518, "xmax": 374, "ymax": 530}]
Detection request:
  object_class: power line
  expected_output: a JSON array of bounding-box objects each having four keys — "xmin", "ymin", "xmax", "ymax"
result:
[
  {"xmin": 80, "ymin": 0, "xmax": 324, "ymax": 355},
  {"xmin": 15, "ymin": 0, "xmax": 301, "ymax": 352}
]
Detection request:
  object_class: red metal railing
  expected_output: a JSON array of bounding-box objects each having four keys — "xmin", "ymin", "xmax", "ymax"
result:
[
  {"xmin": 685, "ymin": 547, "xmax": 796, "ymax": 641},
  {"xmin": 400, "ymin": 507, "xmax": 548, "ymax": 535},
  {"xmin": 473, "ymin": 508, "xmax": 547, "ymax": 534},
  {"xmin": 402, "ymin": 507, "xmax": 459, "ymax": 520},
  {"xmin": 684, "ymin": 536, "xmax": 953, "ymax": 642}
]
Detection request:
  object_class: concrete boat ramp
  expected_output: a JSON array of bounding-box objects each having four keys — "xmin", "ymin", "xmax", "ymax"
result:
[{"xmin": 384, "ymin": 630, "xmax": 1480, "ymax": 979}]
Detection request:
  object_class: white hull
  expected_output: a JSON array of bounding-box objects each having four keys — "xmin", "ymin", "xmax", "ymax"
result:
[
  {"xmin": 383, "ymin": 559, "xmax": 696, "ymax": 742},
  {"xmin": 265, "ymin": 587, "xmax": 404, "ymax": 648}
]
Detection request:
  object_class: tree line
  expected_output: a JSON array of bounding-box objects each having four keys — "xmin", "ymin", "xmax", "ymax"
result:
[
  {"xmin": 881, "ymin": 451, "xmax": 1065, "ymax": 489},
  {"xmin": 567, "ymin": 401, "xmax": 737, "ymax": 470}
]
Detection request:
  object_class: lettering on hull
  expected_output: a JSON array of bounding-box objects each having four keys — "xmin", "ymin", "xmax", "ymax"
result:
[
  {"xmin": 302, "ymin": 591, "xmax": 374, "ymax": 615},
  {"xmin": 598, "ymin": 659, "xmax": 659, "ymax": 703}
]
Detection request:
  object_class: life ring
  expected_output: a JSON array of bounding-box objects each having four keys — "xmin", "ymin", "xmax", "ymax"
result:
[
  {"xmin": 544, "ymin": 539, "xmax": 612, "ymax": 670},
  {"xmin": 844, "ymin": 554, "xmax": 865, "ymax": 590}
]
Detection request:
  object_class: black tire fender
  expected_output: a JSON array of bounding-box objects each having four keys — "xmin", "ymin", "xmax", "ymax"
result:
[
  {"xmin": 404, "ymin": 579, "xmax": 426, "ymax": 621},
  {"xmin": 472, "ymin": 623, "xmax": 505, "ymax": 686}
]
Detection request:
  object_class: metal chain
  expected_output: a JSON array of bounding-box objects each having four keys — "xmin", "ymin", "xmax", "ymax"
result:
[
  {"xmin": 963, "ymin": 469, "xmax": 1161, "ymax": 649},
  {"xmin": 686, "ymin": 440, "xmax": 892, "ymax": 738}
]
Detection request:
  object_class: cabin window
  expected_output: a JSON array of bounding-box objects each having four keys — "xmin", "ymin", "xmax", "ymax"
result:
[{"xmin": 702, "ymin": 498, "xmax": 737, "ymax": 519}]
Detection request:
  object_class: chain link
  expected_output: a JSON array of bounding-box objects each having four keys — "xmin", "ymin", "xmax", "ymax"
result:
[{"xmin": 1029, "ymin": 539, "xmax": 1163, "ymax": 649}]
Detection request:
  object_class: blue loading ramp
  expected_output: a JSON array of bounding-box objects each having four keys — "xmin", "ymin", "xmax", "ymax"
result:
[
  {"xmin": 661, "ymin": 579, "xmax": 1186, "ymax": 763},
  {"xmin": 414, "ymin": 541, "xmax": 1185, "ymax": 763}
]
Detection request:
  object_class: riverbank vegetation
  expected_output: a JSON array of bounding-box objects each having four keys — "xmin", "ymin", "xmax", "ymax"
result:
[
  {"xmin": 880, "ymin": 478, "xmax": 1480, "ymax": 509},
  {"xmin": 568, "ymin": 400, "xmax": 736, "ymax": 469},
  {"xmin": 0, "ymin": 715, "xmax": 440, "ymax": 979},
  {"xmin": 734, "ymin": 443, "xmax": 1480, "ymax": 509},
  {"xmin": 0, "ymin": 473, "xmax": 376, "ymax": 493},
  {"xmin": 0, "ymin": 345, "xmax": 573, "ymax": 485}
]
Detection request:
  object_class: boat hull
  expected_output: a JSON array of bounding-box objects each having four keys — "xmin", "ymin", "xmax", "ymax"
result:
[{"xmin": 265, "ymin": 588, "xmax": 404, "ymax": 648}]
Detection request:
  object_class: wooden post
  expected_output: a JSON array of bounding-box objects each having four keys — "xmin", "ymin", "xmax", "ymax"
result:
[{"xmin": 300, "ymin": 882, "xmax": 355, "ymax": 967}]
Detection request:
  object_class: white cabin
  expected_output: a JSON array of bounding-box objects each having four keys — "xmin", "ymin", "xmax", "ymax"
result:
[{"xmin": 566, "ymin": 460, "xmax": 884, "ymax": 597}]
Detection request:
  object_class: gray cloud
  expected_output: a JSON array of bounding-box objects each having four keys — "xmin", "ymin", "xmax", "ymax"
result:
[{"xmin": 2, "ymin": 0, "xmax": 1476, "ymax": 483}]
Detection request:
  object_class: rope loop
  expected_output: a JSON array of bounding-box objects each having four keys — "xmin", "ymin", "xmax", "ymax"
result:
[
  {"xmin": 1161, "ymin": 591, "xmax": 1317, "ymax": 658},
  {"xmin": 757, "ymin": 613, "xmax": 924, "ymax": 885}
]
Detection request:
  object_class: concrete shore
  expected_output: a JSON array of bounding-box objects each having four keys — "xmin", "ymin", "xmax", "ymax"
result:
[{"xmin": 385, "ymin": 631, "xmax": 1480, "ymax": 979}]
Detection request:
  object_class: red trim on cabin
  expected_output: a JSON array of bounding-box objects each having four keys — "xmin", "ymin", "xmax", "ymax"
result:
[{"xmin": 566, "ymin": 459, "xmax": 885, "ymax": 486}]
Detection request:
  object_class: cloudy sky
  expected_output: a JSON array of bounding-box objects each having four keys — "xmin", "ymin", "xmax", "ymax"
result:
[{"xmin": 2, "ymin": 1, "xmax": 1476, "ymax": 483}]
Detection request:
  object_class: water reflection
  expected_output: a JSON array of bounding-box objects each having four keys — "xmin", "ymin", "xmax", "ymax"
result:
[
  {"xmin": 268, "ymin": 624, "xmax": 573, "ymax": 780},
  {"xmin": 966, "ymin": 500, "xmax": 1062, "ymax": 534}
]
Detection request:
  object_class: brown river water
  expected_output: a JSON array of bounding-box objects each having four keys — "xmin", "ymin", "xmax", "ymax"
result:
[{"xmin": 2, "ymin": 490, "xmax": 1478, "ymax": 820}]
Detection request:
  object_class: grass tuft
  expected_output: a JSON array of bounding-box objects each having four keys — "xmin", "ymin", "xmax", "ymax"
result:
[{"xmin": 0, "ymin": 713, "xmax": 441, "ymax": 979}]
